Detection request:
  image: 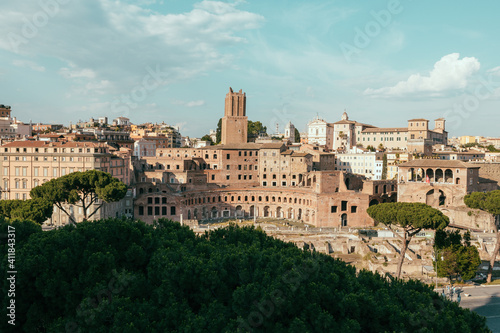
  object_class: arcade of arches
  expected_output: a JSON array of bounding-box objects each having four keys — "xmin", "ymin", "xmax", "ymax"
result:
[{"xmin": 133, "ymin": 186, "xmax": 397, "ymax": 228}]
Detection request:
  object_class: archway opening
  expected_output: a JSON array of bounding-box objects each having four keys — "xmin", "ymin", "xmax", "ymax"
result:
[{"xmin": 341, "ymin": 213, "xmax": 347, "ymax": 227}]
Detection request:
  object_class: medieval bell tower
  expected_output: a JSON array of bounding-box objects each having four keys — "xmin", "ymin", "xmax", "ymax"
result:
[{"xmin": 221, "ymin": 87, "xmax": 248, "ymax": 145}]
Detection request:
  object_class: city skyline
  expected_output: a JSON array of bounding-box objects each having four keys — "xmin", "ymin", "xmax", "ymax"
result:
[{"xmin": 1, "ymin": 1, "xmax": 500, "ymax": 137}]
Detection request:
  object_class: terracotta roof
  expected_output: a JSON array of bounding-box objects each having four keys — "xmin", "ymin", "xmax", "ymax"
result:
[
  {"xmin": 291, "ymin": 152, "xmax": 311, "ymax": 157},
  {"xmin": 408, "ymin": 118, "xmax": 429, "ymax": 122},
  {"xmin": 281, "ymin": 150, "xmax": 293, "ymax": 155},
  {"xmin": 332, "ymin": 120, "xmax": 356, "ymax": 125},
  {"xmin": 362, "ymin": 127, "xmax": 408, "ymax": 133},
  {"xmin": 398, "ymin": 160, "xmax": 479, "ymax": 168},
  {"xmin": 39, "ymin": 134, "xmax": 64, "ymax": 138},
  {"xmin": 354, "ymin": 122, "xmax": 376, "ymax": 128},
  {"xmin": 260, "ymin": 143, "xmax": 285, "ymax": 149},
  {"xmin": 437, "ymin": 151, "xmax": 485, "ymax": 155},
  {"xmin": 1, "ymin": 141, "xmax": 109, "ymax": 148},
  {"xmin": 213, "ymin": 143, "xmax": 262, "ymax": 150}
]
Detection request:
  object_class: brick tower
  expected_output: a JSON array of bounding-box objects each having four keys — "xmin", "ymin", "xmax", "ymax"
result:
[{"xmin": 221, "ymin": 87, "xmax": 248, "ymax": 145}]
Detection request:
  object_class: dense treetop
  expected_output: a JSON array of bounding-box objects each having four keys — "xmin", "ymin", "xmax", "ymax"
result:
[
  {"xmin": 367, "ymin": 202, "xmax": 449, "ymax": 278},
  {"xmin": 367, "ymin": 202, "xmax": 449, "ymax": 231},
  {"xmin": 0, "ymin": 218, "xmax": 488, "ymax": 332},
  {"xmin": 30, "ymin": 170, "xmax": 127, "ymax": 224},
  {"xmin": 465, "ymin": 190, "xmax": 500, "ymax": 283},
  {"xmin": 0, "ymin": 198, "xmax": 53, "ymax": 224},
  {"xmin": 465, "ymin": 190, "xmax": 500, "ymax": 217}
]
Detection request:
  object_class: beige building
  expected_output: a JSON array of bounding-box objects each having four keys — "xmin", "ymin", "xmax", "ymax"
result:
[
  {"xmin": 131, "ymin": 132, "xmax": 178, "ymax": 149},
  {"xmin": 134, "ymin": 138, "xmax": 156, "ymax": 158},
  {"xmin": 307, "ymin": 116, "xmax": 331, "ymax": 147},
  {"xmin": 359, "ymin": 127, "xmax": 408, "ymax": 150},
  {"xmin": 259, "ymin": 143, "xmax": 313, "ymax": 187},
  {"xmin": 299, "ymin": 144, "xmax": 336, "ymax": 171},
  {"xmin": 386, "ymin": 151, "xmax": 412, "ymax": 180},
  {"xmin": 0, "ymin": 141, "xmax": 133, "ymax": 226},
  {"xmin": 328, "ymin": 112, "xmax": 447, "ymax": 154},
  {"xmin": 335, "ymin": 148, "xmax": 384, "ymax": 180},
  {"xmin": 331, "ymin": 111, "xmax": 376, "ymax": 151},
  {"xmin": 397, "ymin": 160, "xmax": 497, "ymax": 231},
  {"xmin": 435, "ymin": 151, "xmax": 485, "ymax": 161},
  {"xmin": 459, "ymin": 135, "xmax": 479, "ymax": 145},
  {"xmin": 0, "ymin": 105, "xmax": 32, "ymax": 139}
]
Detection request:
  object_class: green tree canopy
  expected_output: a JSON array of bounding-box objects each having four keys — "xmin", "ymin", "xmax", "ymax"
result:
[
  {"xmin": 487, "ymin": 144, "xmax": 500, "ymax": 152},
  {"xmin": 215, "ymin": 118, "xmax": 222, "ymax": 144},
  {"xmin": 367, "ymin": 202, "xmax": 449, "ymax": 278},
  {"xmin": 435, "ymin": 230, "xmax": 481, "ymax": 281},
  {"xmin": 30, "ymin": 170, "xmax": 127, "ymax": 224},
  {"xmin": 294, "ymin": 128, "xmax": 300, "ymax": 142},
  {"xmin": 200, "ymin": 134, "xmax": 213, "ymax": 145},
  {"xmin": 247, "ymin": 120, "xmax": 267, "ymax": 141},
  {"xmin": 0, "ymin": 198, "xmax": 53, "ymax": 224},
  {"xmin": 0, "ymin": 218, "xmax": 487, "ymax": 332},
  {"xmin": 366, "ymin": 145, "xmax": 376, "ymax": 152},
  {"xmin": 465, "ymin": 190, "xmax": 500, "ymax": 282}
]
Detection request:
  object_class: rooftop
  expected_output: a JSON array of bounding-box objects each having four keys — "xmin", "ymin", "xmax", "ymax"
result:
[
  {"xmin": 399, "ymin": 159, "xmax": 480, "ymax": 169},
  {"xmin": 0, "ymin": 141, "xmax": 109, "ymax": 148},
  {"xmin": 210, "ymin": 143, "xmax": 263, "ymax": 150},
  {"xmin": 362, "ymin": 127, "xmax": 408, "ymax": 133},
  {"xmin": 260, "ymin": 143, "xmax": 285, "ymax": 149}
]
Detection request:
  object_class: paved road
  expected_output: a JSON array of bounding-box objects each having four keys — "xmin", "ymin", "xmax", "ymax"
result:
[{"xmin": 455, "ymin": 285, "xmax": 500, "ymax": 332}]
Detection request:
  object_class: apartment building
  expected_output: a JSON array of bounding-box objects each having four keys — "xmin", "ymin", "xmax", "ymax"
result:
[
  {"xmin": 359, "ymin": 127, "xmax": 408, "ymax": 150},
  {"xmin": 0, "ymin": 141, "xmax": 133, "ymax": 225},
  {"xmin": 0, "ymin": 105, "xmax": 32, "ymax": 139},
  {"xmin": 335, "ymin": 148, "xmax": 384, "ymax": 180},
  {"xmin": 386, "ymin": 151, "xmax": 412, "ymax": 180},
  {"xmin": 436, "ymin": 151, "xmax": 486, "ymax": 161},
  {"xmin": 142, "ymin": 143, "xmax": 261, "ymax": 188},
  {"xmin": 326, "ymin": 112, "xmax": 447, "ymax": 154},
  {"xmin": 331, "ymin": 111, "xmax": 376, "ymax": 151},
  {"xmin": 134, "ymin": 138, "xmax": 156, "ymax": 158},
  {"xmin": 87, "ymin": 129, "xmax": 135, "ymax": 149},
  {"xmin": 258, "ymin": 143, "xmax": 313, "ymax": 187}
]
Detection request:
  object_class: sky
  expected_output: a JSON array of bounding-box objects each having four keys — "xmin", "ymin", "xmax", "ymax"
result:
[{"xmin": 0, "ymin": 0, "xmax": 499, "ymax": 138}]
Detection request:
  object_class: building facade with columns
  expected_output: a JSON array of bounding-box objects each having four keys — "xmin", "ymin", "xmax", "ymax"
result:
[
  {"xmin": 307, "ymin": 116, "xmax": 331, "ymax": 147},
  {"xmin": 397, "ymin": 159, "xmax": 497, "ymax": 231}
]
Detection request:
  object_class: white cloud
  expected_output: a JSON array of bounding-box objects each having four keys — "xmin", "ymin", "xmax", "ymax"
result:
[
  {"xmin": 487, "ymin": 66, "xmax": 500, "ymax": 77},
  {"xmin": 172, "ymin": 99, "xmax": 205, "ymax": 107},
  {"xmin": 59, "ymin": 67, "xmax": 97, "ymax": 79},
  {"xmin": 0, "ymin": 0, "xmax": 264, "ymax": 98},
  {"xmin": 12, "ymin": 59, "xmax": 45, "ymax": 72},
  {"xmin": 185, "ymin": 100, "xmax": 205, "ymax": 107},
  {"xmin": 364, "ymin": 53, "xmax": 480, "ymax": 97}
]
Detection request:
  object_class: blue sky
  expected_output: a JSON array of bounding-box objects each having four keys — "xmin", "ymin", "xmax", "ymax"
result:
[{"xmin": 1, "ymin": 0, "xmax": 499, "ymax": 138}]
